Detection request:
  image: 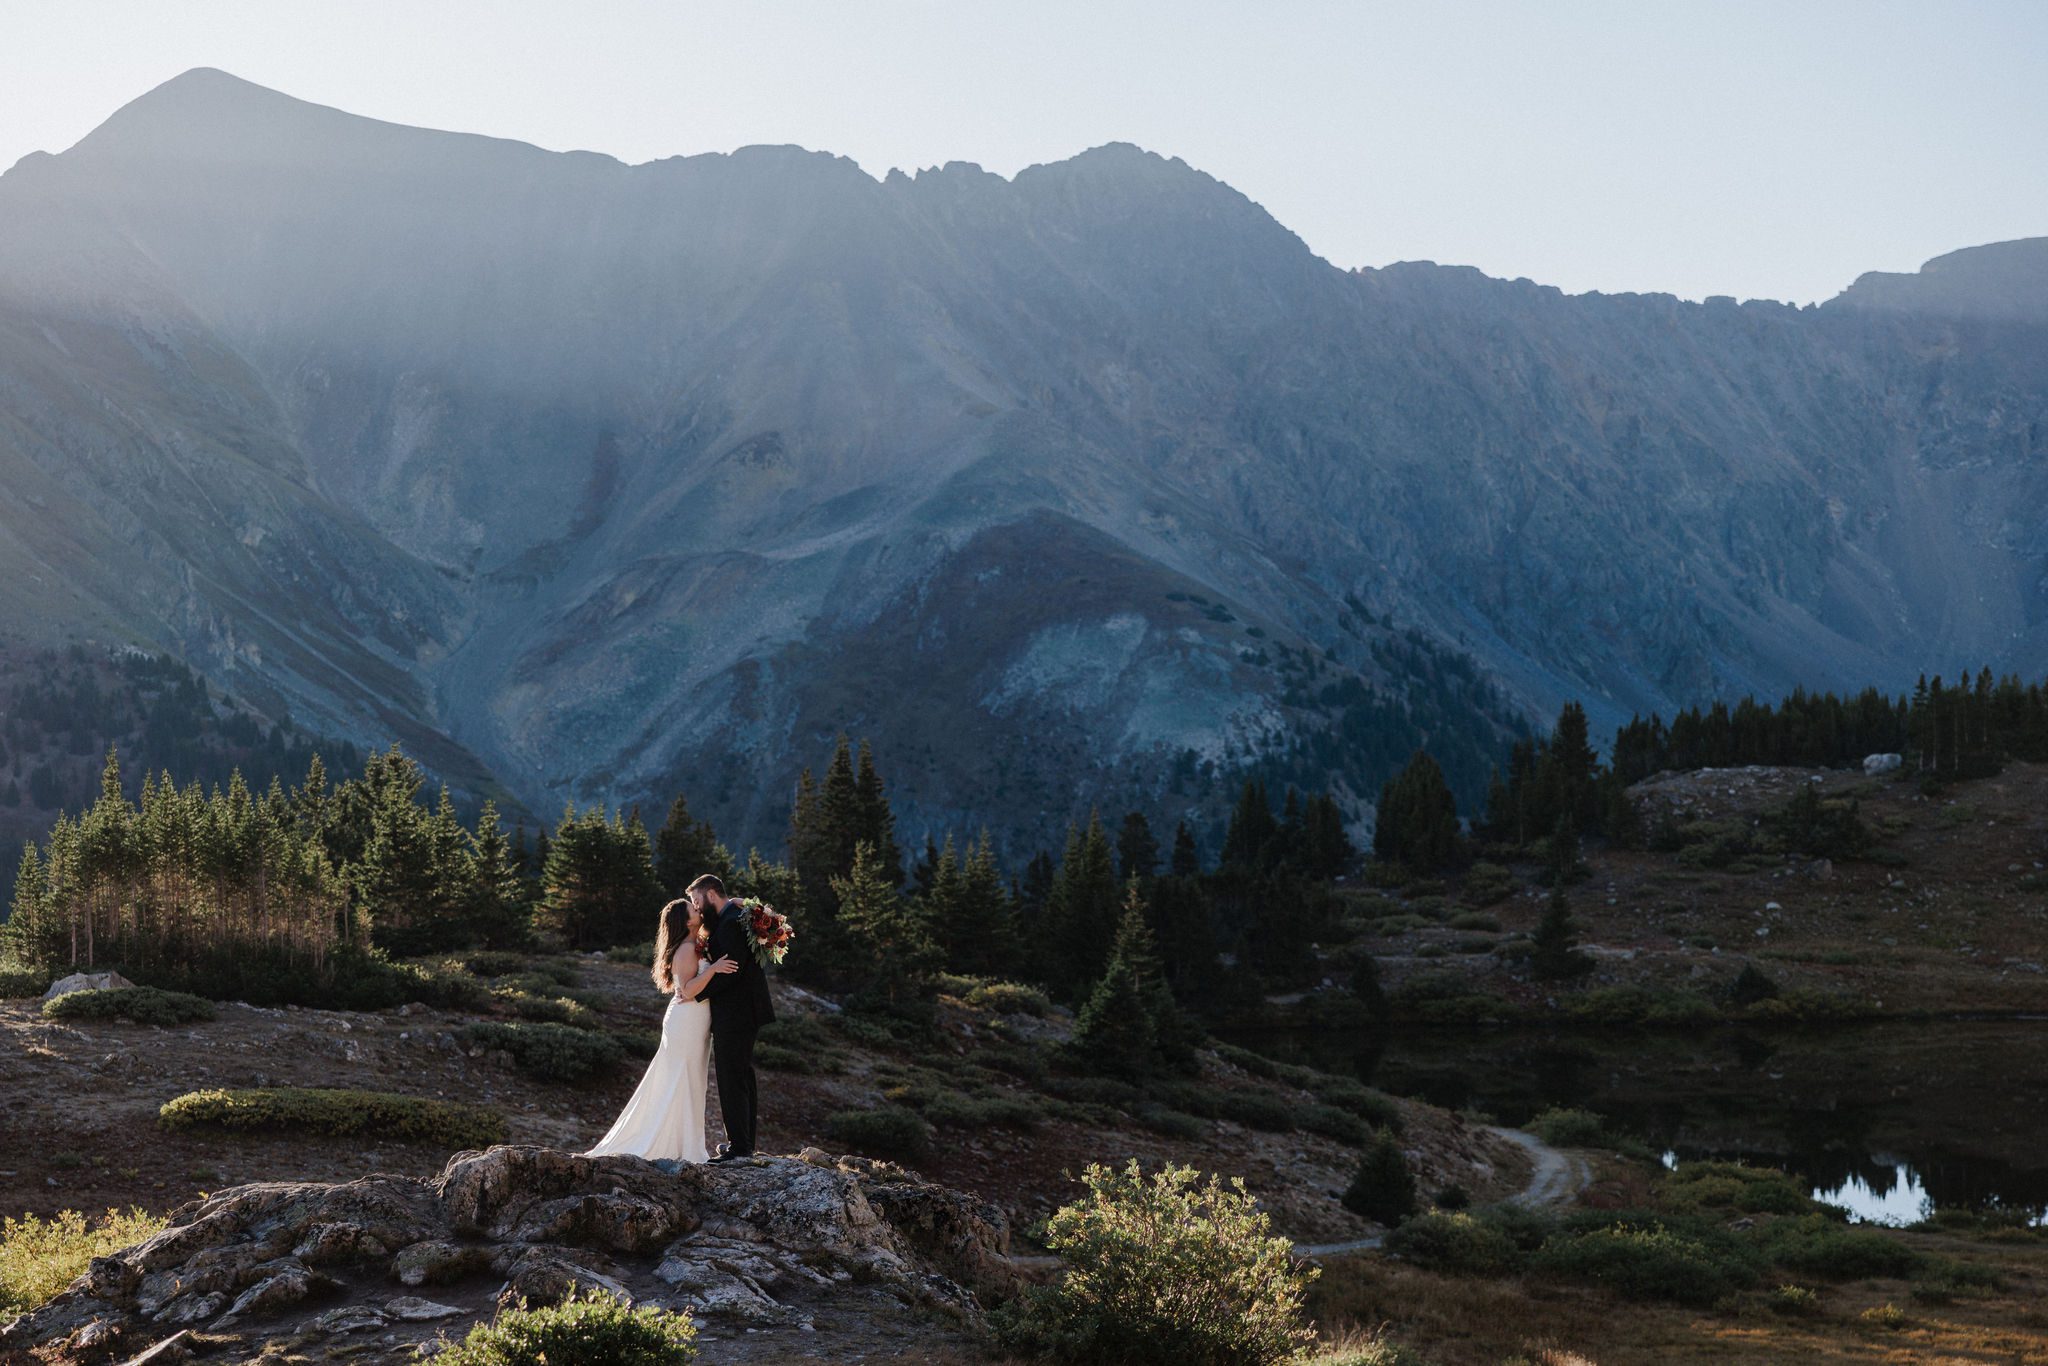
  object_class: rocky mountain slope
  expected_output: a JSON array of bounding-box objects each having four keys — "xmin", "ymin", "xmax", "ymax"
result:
[{"xmin": 3, "ymin": 68, "xmax": 2046, "ymax": 852}]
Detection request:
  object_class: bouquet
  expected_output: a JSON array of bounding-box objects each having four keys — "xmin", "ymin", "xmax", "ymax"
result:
[{"xmin": 735, "ymin": 896, "xmax": 794, "ymax": 969}]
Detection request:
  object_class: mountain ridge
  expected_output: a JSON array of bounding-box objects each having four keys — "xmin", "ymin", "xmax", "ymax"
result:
[{"xmin": 1, "ymin": 69, "xmax": 2044, "ymax": 856}]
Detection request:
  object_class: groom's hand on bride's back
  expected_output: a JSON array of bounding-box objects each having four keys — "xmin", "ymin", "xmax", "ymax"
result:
[{"xmin": 708, "ymin": 957, "xmax": 740, "ymax": 975}]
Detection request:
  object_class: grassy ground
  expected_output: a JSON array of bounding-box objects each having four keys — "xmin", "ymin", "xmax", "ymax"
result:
[
  {"xmin": 1337, "ymin": 761, "xmax": 2048, "ymax": 1021},
  {"xmin": 1305, "ymin": 1155, "xmax": 2048, "ymax": 1365}
]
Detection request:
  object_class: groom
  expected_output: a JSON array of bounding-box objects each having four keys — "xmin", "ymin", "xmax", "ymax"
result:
[{"xmin": 688, "ymin": 874, "xmax": 775, "ymax": 1161}]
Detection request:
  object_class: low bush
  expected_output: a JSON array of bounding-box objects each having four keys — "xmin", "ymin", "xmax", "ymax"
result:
[
  {"xmin": 1461, "ymin": 862, "xmax": 1515, "ymax": 908},
  {"xmin": 825, "ymin": 1105, "xmax": 931, "ymax": 1161},
  {"xmin": 1769, "ymin": 1283, "xmax": 1820, "ymax": 1315},
  {"xmin": 0, "ymin": 970, "xmax": 45, "ymax": 999},
  {"xmin": 462, "ymin": 949, "xmax": 546, "ymax": 979},
  {"xmin": 1661, "ymin": 1161, "xmax": 1812, "ymax": 1216},
  {"xmin": 1058, "ymin": 1075, "xmax": 1146, "ymax": 1108},
  {"xmin": 605, "ymin": 941, "xmax": 656, "ymax": 966},
  {"xmin": 0, "ymin": 1208, "xmax": 168, "ymax": 1315},
  {"xmin": 461, "ymin": 1021, "xmax": 623, "ymax": 1082},
  {"xmin": 1311, "ymin": 1077, "xmax": 1404, "ymax": 1133},
  {"xmin": 1433, "ymin": 1183, "xmax": 1470, "ymax": 1211},
  {"xmin": 1534, "ymin": 1221, "xmax": 1760, "ymax": 1306},
  {"xmin": 160, "ymin": 1087, "xmax": 506, "ymax": 1148},
  {"xmin": 1741, "ymin": 989, "xmax": 1874, "ymax": 1023},
  {"xmin": 500, "ymin": 989, "xmax": 605, "ymax": 1030},
  {"xmin": 1133, "ymin": 1105, "xmax": 1206, "ymax": 1140},
  {"xmin": 995, "ymin": 1160, "xmax": 1316, "ymax": 1365},
  {"xmin": 1525, "ymin": 1107, "xmax": 1610, "ymax": 1148},
  {"xmin": 922, "ymin": 1090, "xmax": 1046, "ymax": 1131},
  {"xmin": 1564, "ymin": 986, "xmax": 1718, "ymax": 1027},
  {"xmin": 1759, "ymin": 1215, "xmax": 1925, "ymax": 1280},
  {"xmin": 612, "ymin": 1030, "xmax": 661, "ymax": 1060},
  {"xmin": 966, "ymin": 981, "xmax": 1051, "ymax": 1017},
  {"xmin": 1446, "ymin": 912, "xmax": 1502, "ymax": 933},
  {"xmin": 1213, "ymin": 1090, "xmax": 1298, "ymax": 1133},
  {"xmin": 1299, "ymin": 1105, "xmax": 1368, "ymax": 1145},
  {"xmin": 1859, "ymin": 1302, "xmax": 1910, "ymax": 1329},
  {"xmin": 1343, "ymin": 1129, "xmax": 1417, "ymax": 1224},
  {"xmin": 434, "ymin": 1287, "xmax": 697, "ymax": 1365},
  {"xmin": 1383, "ymin": 1211, "xmax": 1518, "ymax": 1275},
  {"xmin": 43, "ymin": 987, "xmax": 215, "ymax": 1025},
  {"xmin": 1477, "ymin": 1201, "xmax": 1559, "ymax": 1251}
]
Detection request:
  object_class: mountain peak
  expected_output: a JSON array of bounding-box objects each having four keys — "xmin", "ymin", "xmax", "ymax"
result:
[{"xmin": 1828, "ymin": 236, "xmax": 2048, "ymax": 321}]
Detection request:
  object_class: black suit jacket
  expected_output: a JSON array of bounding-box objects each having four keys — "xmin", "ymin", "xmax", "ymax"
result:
[{"xmin": 702, "ymin": 900, "xmax": 776, "ymax": 1028}]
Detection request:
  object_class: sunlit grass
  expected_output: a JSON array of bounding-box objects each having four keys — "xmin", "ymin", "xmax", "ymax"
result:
[{"xmin": 0, "ymin": 1207, "xmax": 167, "ymax": 1315}]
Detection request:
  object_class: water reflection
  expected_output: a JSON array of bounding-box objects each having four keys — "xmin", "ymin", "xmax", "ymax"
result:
[
  {"xmin": 1227, "ymin": 1020, "xmax": 2048, "ymax": 1225},
  {"xmin": 1811, "ymin": 1163, "xmax": 1932, "ymax": 1226}
]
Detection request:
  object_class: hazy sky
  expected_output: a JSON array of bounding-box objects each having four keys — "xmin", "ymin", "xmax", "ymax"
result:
[{"xmin": 5, "ymin": 0, "xmax": 2044, "ymax": 302}]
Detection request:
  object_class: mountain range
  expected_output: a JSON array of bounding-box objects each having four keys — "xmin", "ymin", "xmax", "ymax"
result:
[{"xmin": 2, "ymin": 67, "xmax": 2044, "ymax": 857}]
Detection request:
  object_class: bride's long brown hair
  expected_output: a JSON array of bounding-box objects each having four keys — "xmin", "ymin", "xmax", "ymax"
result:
[{"xmin": 651, "ymin": 898, "xmax": 706, "ymax": 992}]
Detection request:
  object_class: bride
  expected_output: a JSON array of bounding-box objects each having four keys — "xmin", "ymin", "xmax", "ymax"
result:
[{"xmin": 584, "ymin": 896, "xmax": 739, "ymax": 1164}]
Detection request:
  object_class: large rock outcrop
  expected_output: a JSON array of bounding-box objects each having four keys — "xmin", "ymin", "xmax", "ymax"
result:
[{"xmin": 0, "ymin": 1146, "xmax": 1016, "ymax": 1364}]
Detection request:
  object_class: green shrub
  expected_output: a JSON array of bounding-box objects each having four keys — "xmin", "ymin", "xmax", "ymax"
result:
[
  {"xmin": 825, "ymin": 1106, "xmax": 931, "ymax": 1161},
  {"xmin": 1383, "ymin": 1211, "xmax": 1518, "ymax": 1275},
  {"xmin": 605, "ymin": 941, "xmax": 655, "ymax": 966},
  {"xmin": 1134, "ymin": 1106, "xmax": 1206, "ymax": 1140},
  {"xmin": 1300, "ymin": 1105, "xmax": 1369, "ymax": 1145},
  {"xmin": 160, "ymin": 1087, "xmax": 506, "ymax": 1148},
  {"xmin": 1759, "ymin": 1215, "xmax": 1925, "ymax": 1280},
  {"xmin": 921, "ymin": 1090, "xmax": 1045, "ymax": 1131},
  {"xmin": 0, "ymin": 1208, "xmax": 168, "ymax": 1315},
  {"xmin": 1311, "ymin": 1077, "xmax": 1404, "ymax": 1134},
  {"xmin": 0, "ymin": 970, "xmax": 46, "ymax": 999},
  {"xmin": 462, "ymin": 950, "xmax": 546, "ymax": 979},
  {"xmin": 966, "ymin": 981, "xmax": 1051, "ymax": 1016},
  {"xmin": 1301, "ymin": 1327, "xmax": 1431, "ymax": 1366},
  {"xmin": 995, "ymin": 1161, "xmax": 1316, "ymax": 1365},
  {"xmin": 1059, "ymin": 1075, "xmax": 1146, "ymax": 1108},
  {"xmin": 1661, "ymin": 1161, "xmax": 1813, "ymax": 1216},
  {"xmin": 461, "ymin": 1021, "xmax": 623, "ymax": 1082},
  {"xmin": 1343, "ymin": 1129, "xmax": 1417, "ymax": 1224},
  {"xmin": 1859, "ymin": 1302, "xmax": 1909, "ymax": 1329},
  {"xmin": 1434, "ymin": 1183, "xmax": 1470, "ymax": 1211},
  {"xmin": 434, "ymin": 1288, "xmax": 697, "ymax": 1365},
  {"xmin": 611, "ymin": 1030, "xmax": 661, "ymax": 1059},
  {"xmin": 500, "ymin": 989, "xmax": 604, "ymax": 1030},
  {"xmin": 1461, "ymin": 862, "xmax": 1515, "ymax": 908},
  {"xmin": 43, "ymin": 987, "xmax": 215, "ymax": 1025},
  {"xmin": 1476, "ymin": 1201, "xmax": 1559, "ymax": 1252},
  {"xmin": 979, "ymin": 1041, "xmax": 1051, "ymax": 1083},
  {"xmin": 1534, "ymin": 1222, "xmax": 1760, "ymax": 1306},
  {"xmin": 1214, "ymin": 1090, "xmax": 1296, "ymax": 1133},
  {"xmin": 1564, "ymin": 986, "xmax": 1718, "ymax": 1027},
  {"xmin": 1525, "ymin": 1106, "xmax": 1609, "ymax": 1148},
  {"xmin": 1446, "ymin": 912, "xmax": 1501, "ymax": 933},
  {"xmin": 1769, "ymin": 1283, "xmax": 1820, "ymax": 1315}
]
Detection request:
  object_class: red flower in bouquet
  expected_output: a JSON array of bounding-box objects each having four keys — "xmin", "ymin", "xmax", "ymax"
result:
[{"xmin": 734, "ymin": 897, "xmax": 794, "ymax": 969}]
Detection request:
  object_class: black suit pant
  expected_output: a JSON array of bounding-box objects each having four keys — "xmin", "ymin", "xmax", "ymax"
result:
[{"xmin": 711, "ymin": 1014, "xmax": 759, "ymax": 1154}]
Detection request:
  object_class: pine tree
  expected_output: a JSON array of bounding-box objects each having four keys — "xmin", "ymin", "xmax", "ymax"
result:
[
  {"xmin": 1169, "ymin": 821, "xmax": 1201, "ymax": 877},
  {"xmin": 1374, "ymin": 750, "xmax": 1461, "ymax": 872},
  {"xmin": 536, "ymin": 805, "xmax": 661, "ymax": 949},
  {"xmin": 1116, "ymin": 811, "xmax": 1160, "ymax": 884},
  {"xmin": 1298, "ymin": 792, "xmax": 1354, "ymax": 879},
  {"xmin": 1220, "ymin": 780, "xmax": 1278, "ymax": 872},
  {"xmin": 833, "ymin": 840, "xmax": 937, "ymax": 1015},
  {"xmin": 1342, "ymin": 1128, "xmax": 1416, "ymax": 1224},
  {"xmin": 654, "ymin": 792, "xmax": 732, "ymax": 895},
  {"xmin": 853, "ymin": 740, "xmax": 903, "ymax": 889},
  {"xmin": 1069, "ymin": 884, "xmax": 1199, "ymax": 1076},
  {"xmin": 1531, "ymin": 883, "xmax": 1591, "ymax": 981},
  {"xmin": 1042, "ymin": 812, "xmax": 1120, "ymax": 998},
  {"xmin": 950, "ymin": 830, "xmax": 1016, "ymax": 978},
  {"xmin": 464, "ymin": 801, "xmax": 530, "ymax": 948}
]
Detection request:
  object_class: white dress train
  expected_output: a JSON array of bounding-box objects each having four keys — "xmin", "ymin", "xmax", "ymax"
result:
[{"xmin": 584, "ymin": 994, "xmax": 712, "ymax": 1164}]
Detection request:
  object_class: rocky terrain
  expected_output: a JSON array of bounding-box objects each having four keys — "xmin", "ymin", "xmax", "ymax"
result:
[
  {"xmin": 0, "ymin": 1143, "xmax": 1014, "ymax": 1364},
  {"xmin": 3, "ymin": 69, "xmax": 2047, "ymax": 854}
]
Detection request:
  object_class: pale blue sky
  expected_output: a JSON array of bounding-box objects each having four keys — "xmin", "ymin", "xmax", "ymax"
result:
[{"xmin": 5, "ymin": 0, "xmax": 2044, "ymax": 302}]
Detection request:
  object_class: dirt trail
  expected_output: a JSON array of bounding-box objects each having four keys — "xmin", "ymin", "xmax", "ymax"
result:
[{"xmin": 1288, "ymin": 1124, "xmax": 1592, "ymax": 1260}]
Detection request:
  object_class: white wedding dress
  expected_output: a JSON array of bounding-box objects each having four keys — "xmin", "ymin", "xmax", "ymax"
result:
[{"xmin": 585, "ymin": 985, "xmax": 712, "ymax": 1164}]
